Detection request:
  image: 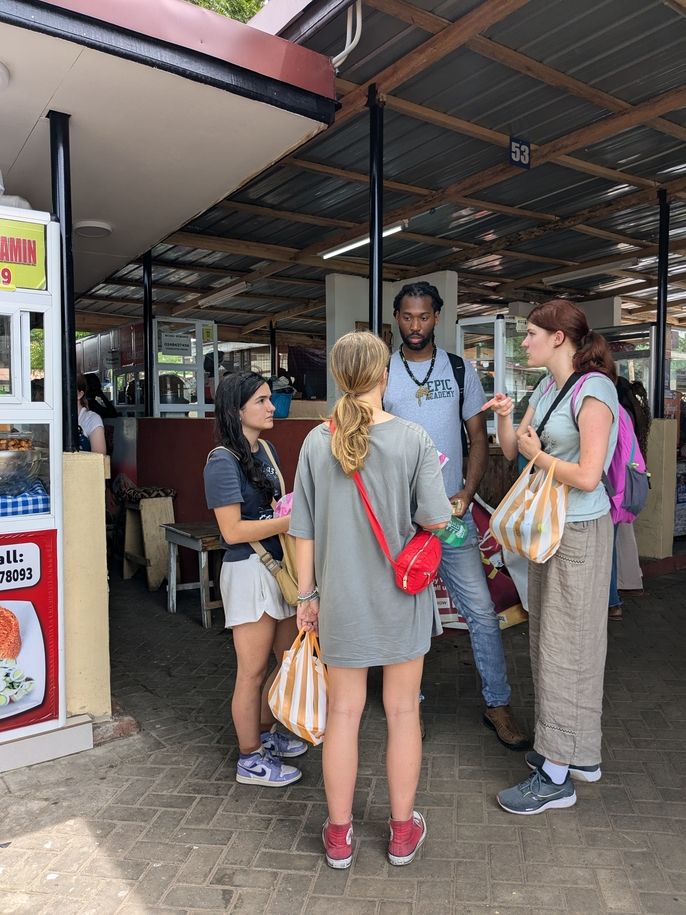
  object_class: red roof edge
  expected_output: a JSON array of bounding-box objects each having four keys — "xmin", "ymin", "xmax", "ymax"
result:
[{"xmin": 43, "ymin": 0, "xmax": 335, "ymax": 99}]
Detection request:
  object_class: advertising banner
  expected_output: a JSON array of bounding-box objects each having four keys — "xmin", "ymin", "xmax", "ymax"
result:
[{"xmin": 0, "ymin": 529, "xmax": 59, "ymax": 734}]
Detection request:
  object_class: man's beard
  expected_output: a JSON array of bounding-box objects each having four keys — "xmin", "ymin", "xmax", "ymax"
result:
[{"xmin": 400, "ymin": 329, "xmax": 434, "ymax": 352}]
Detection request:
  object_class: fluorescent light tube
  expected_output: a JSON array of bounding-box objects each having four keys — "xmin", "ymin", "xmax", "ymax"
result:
[
  {"xmin": 321, "ymin": 223, "xmax": 404, "ymax": 260},
  {"xmin": 199, "ymin": 280, "xmax": 250, "ymax": 308}
]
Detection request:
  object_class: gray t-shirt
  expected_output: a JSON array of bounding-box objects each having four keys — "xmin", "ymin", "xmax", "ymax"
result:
[
  {"xmin": 289, "ymin": 418, "xmax": 452, "ymax": 668},
  {"xmin": 529, "ymin": 373, "xmax": 619, "ymax": 521},
  {"xmin": 383, "ymin": 348, "xmax": 486, "ymax": 498}
]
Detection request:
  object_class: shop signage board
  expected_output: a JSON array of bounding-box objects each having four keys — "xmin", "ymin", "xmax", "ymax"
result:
[
  {"xmin": 0, "ymin": 205, "xmax": 65, "ymax": 753},
  {"xmin": 160, "ymin": 331, "xmax": 193, "ymax": 356},
  {"xmin": 0, "ymin": 217, "xmax": 47, "ymax": 291}
]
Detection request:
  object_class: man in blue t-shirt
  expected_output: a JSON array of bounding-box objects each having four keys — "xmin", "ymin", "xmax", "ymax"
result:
[{"xmin": 384, "ymin": 282, "xmax": 529, "ymax": 750}]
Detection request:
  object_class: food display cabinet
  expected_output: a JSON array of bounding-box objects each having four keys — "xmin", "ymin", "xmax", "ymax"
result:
[
  {"xmin": 0, "ymin": 204, "xmax": 64, "ymax": 745},
  {"xmin": 456, "ymin": 314, "xmax": 546, "ymax": 439}
]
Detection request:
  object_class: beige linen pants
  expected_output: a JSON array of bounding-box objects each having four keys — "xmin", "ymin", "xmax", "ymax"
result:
[{"xmin": 528, "ymin": 513, "xmax": 613, "ymax": 766}]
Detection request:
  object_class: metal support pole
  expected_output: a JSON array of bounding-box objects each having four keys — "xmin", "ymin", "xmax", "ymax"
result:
[
  {"xmin": 142, "ymin": 250, "xmax": 154, "ymax": 416},
  {"xmin": 368, "ymin": 84, "xmax": 384, "ymax": 336},
  {"xmin": 48, "ymin": 110, "xmax": 78, "ymax": 451},
  {"xmin": 269, "ymin": 322, "xmax": 278, "ymax": 377},
  {"xmin": 654, "ymin": 188, "xmax": 670, "ymax": 419}
]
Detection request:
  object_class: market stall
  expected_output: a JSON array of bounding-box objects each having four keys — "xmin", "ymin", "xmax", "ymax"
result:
[{"xmin": 0, "ymin": 204, "xmax": 91, "ymax": 764}]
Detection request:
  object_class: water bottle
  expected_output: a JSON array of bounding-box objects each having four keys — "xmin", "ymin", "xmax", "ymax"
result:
[{"xmin": 438, "ymin": 515, "xmax": 469, "ymax": 547}]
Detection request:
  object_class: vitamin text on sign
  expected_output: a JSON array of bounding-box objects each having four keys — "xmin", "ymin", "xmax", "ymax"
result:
[{"xmin": 0, "ymin": 219, "xmax": 47, "ymax": 291}]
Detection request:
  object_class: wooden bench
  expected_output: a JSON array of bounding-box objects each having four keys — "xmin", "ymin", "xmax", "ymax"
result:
[
  {"xmin": 123, "ymin": 497, "xmax": 175, "ymax": 590},
  {"xmin": 162, "ymin": 522, "xmax": 223, "ymax": 629}
]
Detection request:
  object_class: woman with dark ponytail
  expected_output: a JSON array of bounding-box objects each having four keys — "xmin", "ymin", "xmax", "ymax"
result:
[
  {"xmin": 204, "ymin": 371, "xmax": 307, "ymax": 788},
  {"xmin": 483, "ymin": 299, "xmax": 619, "ymax": 815}
]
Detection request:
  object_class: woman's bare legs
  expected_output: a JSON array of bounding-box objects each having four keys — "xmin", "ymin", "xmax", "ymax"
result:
[
  {"xmin": 259, "ymin": 615, "xmax": 299, "ymax": 730},
  {"xmin": 383, "ymin": 656, "xmax": 425, "ymax": 821},
  {"xmin": 323, "ymin": 666, "xmax": 368, "ymax": 824},
  {"xmin": 231, "ymin": 613, "xmax": 277, "ymax": 753}
]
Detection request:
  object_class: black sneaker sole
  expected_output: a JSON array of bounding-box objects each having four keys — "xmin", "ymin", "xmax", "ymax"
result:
[{"xmin": 482, "ymin": 714, "xmax": 531, "ymax": 751}]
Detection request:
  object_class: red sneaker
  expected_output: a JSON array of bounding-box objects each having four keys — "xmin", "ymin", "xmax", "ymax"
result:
[
  {"xmin": 388, "ymin": 810, "xmax": 427, "ymax": 866},
  {"xmin": 322, "ymin": 819, "xmax": 353, "ymax": 869}
]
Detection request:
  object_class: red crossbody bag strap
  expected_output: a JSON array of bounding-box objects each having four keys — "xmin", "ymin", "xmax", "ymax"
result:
[
  {"xmin": 351, "ymin": 471, "xmax": 395, "ymax": 567},
  {"xmin": 328, "ymin": 419, "xmax": 395, "ymax": 568}
]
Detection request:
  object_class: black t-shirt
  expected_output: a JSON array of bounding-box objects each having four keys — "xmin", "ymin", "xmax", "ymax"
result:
[{"xmin": 204, "ymin": 442, "xmax": 283, "ymax": 562}]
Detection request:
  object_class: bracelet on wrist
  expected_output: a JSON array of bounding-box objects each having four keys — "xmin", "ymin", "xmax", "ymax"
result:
[{"xmin": 297, "ymin": 589, "xmax": 319, "ymax": 603}]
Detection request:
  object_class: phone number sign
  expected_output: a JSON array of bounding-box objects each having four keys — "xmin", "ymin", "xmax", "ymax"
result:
[{"xmin": 0, "ymin": 542, "xmax": 41, "ymax": 590}]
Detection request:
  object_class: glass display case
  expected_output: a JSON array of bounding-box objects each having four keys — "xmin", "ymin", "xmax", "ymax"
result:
[
  {"xmin": 0, "ymin": 204, "xmax": 65, "ymax": 744},
  {"xmin": 0, "ymin": 211, "xmax": 60, "ymax": 520},
  {"xmin": 81, "ymin": 317, "xmax": 218, "ymax": 418},
  {"xmin": 456, "ymin": 315, "xmax": 546, "ymax": 438}
]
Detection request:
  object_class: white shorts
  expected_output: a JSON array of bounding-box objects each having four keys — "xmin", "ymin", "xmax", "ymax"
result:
[{"xmin": 219, "ymin": 554, "xmax": 294, "ymax": 629}]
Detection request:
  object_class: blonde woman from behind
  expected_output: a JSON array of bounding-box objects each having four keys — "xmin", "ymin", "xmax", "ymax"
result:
[{"xmin": 289, "ymin": 331, "xmax": 453, "ymax": 869}]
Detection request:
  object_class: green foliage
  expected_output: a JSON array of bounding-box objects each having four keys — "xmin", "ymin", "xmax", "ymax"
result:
[{"xmin": 187, "ymin": 0, "xmax": 263, "ymax": 24}]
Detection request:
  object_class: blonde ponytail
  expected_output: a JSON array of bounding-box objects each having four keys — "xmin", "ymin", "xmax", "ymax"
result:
[
  {"xmin": 329, "ymin": 331, "xmax": 390, "ymax": 476},
  {"xmin": 331, "ymin": 394, "xmax": 373, "ymax": 475}
]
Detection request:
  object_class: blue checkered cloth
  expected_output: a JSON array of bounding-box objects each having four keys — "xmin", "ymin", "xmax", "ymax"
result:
[{"xmin": 0, "ymin": 481, "xmax": 50, "ymax": 517}]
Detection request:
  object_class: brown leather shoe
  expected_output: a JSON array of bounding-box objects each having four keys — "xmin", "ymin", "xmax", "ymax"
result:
[
  {"xmin": 608, "ymin": 605, "xmax": 623, "ymax": 621},
  {"xmin": 483, "ymin": 705, "xmax": 530, "ymax": 750}
]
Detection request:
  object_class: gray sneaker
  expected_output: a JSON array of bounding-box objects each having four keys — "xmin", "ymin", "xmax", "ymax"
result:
[
  {"xmin": 497, "ymin": 768, "xmax": 576, "ymax": 815},
  {"xmin": 525, "ymin": 751, "xmax": 601, "ymax": 783}
]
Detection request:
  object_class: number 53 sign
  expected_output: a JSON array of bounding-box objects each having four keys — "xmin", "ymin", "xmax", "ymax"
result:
[{"xmin": 509, "ymin": 137, "xmax": 531, "ymax": 169}]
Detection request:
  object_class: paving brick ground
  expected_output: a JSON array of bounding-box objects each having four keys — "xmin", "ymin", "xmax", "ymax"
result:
[{"xmin": 1, "ymin": 567, "xmax": 685, "ymax": 914}]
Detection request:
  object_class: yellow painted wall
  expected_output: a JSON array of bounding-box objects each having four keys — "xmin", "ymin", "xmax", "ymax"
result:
[
  {"xmin": 635, "ymin": 419, "xmax": 678, "ymax": 560},
  {"xmin": 63, "ymin": 452, "xmax": 111, "ymax": 717}
]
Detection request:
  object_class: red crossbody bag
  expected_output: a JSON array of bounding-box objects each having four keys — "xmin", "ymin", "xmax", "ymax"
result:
[{"xmin": 352, "ymin": 471, "xmax": 442, "ymax": 595}]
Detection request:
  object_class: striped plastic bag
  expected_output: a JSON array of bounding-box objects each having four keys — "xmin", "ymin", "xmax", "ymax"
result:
[
  {"xmin": 489, "ymin": 458, "xmax": 568, "ymax": 564},
  {"xmin": 268, "ymin": 629, "xmax": 328, "ymax": 746}
]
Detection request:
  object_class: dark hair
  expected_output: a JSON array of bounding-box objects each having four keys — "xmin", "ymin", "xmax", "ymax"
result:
[
  {"xmin": 393, "ymin": 281, "xmax": 443, "ymax": 314},
  {"xmin": 76, "ymin": 372, "xmax": 87, "ymax": 394},
  {"xmin": 214, "ymin": 371, "xmax": 275, "ymax": 501},
  {"xmin": 617, "ymin": 376, "xmax": 651, "ymax": 460},
  {"xmin": 527, "ymin": 298, "xmax": 617, "ymax": 382},
  {"xmin": 84, "ymin": 373, "xmax": 103, "ymax": 396}
]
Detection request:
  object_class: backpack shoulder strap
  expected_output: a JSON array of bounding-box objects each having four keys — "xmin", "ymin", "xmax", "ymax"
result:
[
  {"xmin": 570, "ymin": 371, "xmax": 606, "ymax": 422},
  {"xmin": 447, "ymin": 352, "xmax": 465, "ymax": 418}
]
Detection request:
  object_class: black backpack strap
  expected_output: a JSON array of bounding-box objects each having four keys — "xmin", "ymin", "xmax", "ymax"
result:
[
  {"xmin": 447, "ymin": 352, "xmax": 468, "ymax": 455},
  {"xmin": 447, "ymin": 352, "xmax": 465, "ymax": 420}
]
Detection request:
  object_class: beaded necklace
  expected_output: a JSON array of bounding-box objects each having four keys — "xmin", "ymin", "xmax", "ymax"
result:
[{"xmin": 399, "ymin": 343, "xmax": 437, "ymax": 406}]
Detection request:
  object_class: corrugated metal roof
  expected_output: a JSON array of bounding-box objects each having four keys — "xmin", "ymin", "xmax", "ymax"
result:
[{"xmin": 78, "ymin": 0, "xmax": 686, "ymax": 332}]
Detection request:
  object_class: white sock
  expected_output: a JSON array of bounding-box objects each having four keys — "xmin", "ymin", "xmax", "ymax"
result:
[{"xmin": 542, "ymin": 759, "xmax": 569, "ymax": 784}]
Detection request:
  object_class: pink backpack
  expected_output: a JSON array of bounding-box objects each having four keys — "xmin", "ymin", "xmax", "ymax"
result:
[{"xmin": 571, "ymin": 374, "xmax": 649, "ymax": 524}]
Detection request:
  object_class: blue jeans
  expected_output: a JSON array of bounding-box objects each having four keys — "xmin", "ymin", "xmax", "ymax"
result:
[
  {"xmin": 608, "ymin": 523, "xmax": 621, "ymax": 608},
  {"xmin": 438, "ymin": 514, "xmax": 511, "ymax": 708}
]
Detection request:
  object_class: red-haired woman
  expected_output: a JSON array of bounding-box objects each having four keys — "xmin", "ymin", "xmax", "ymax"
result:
[{"xmin": 483, "ymin": 299, "xmax": 618, "ymax": 815}]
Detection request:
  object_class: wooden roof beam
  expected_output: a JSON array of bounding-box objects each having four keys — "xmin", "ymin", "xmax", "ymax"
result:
[
  {"xmin": 292, "ymin": 88, "xmax": 686, "ymax": 265},
  {"xmin": 336, "ymin": 0, "xmax": 531, "ymax": 126},
  {"xmin": 241, "ymin": 301, "xmax": 325, "ymax": 334},
  {"xmin": 364, "ymin": 0, "xmax": 686, "ymax": 143},
  {"xmin": 382, "ymin": 94, "xmax": 654, "ymax": 190},
  {"xmin": 130, "ymin": 257, "xmax": 325, "ymax": 289}
]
